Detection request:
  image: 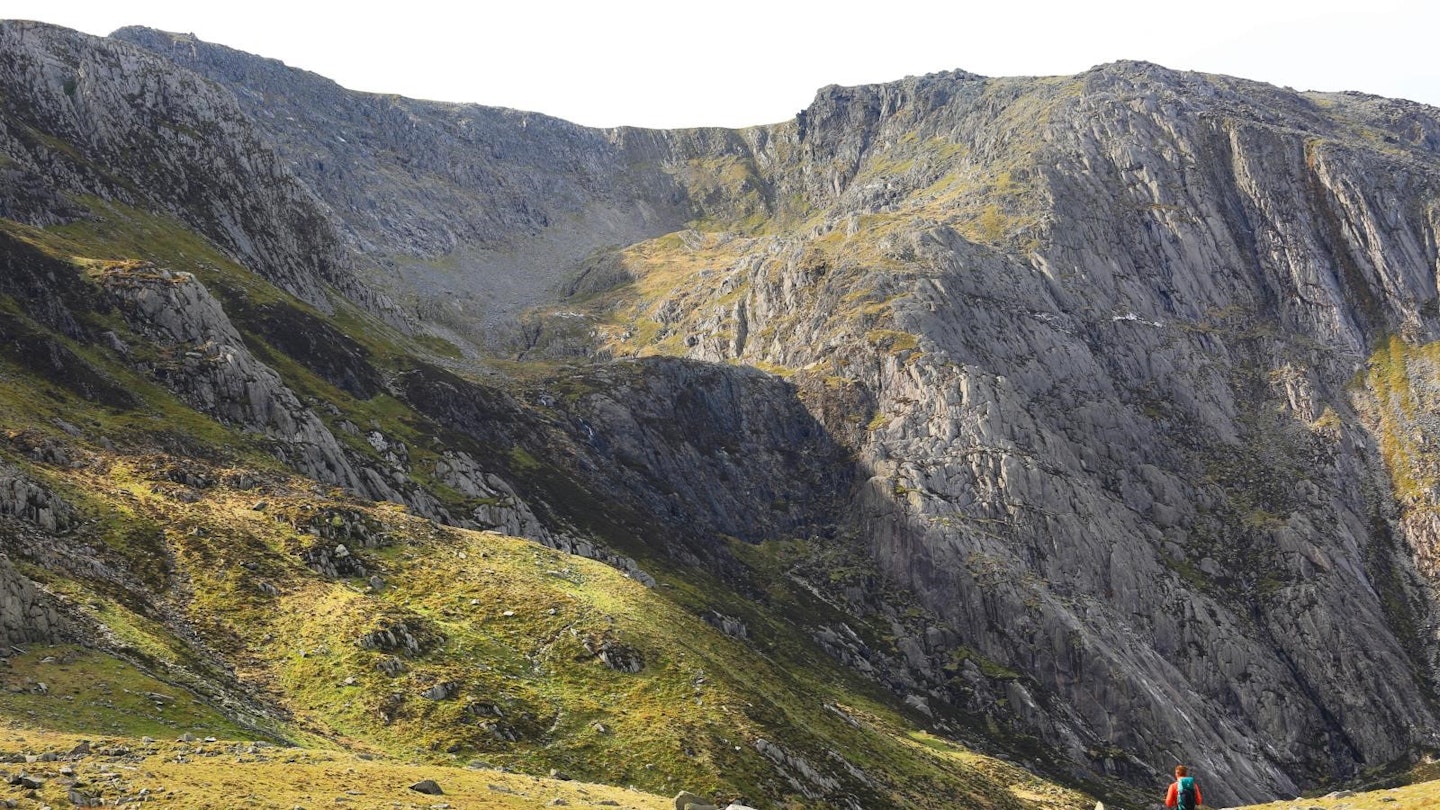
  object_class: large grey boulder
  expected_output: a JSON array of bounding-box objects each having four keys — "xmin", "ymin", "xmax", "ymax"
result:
[{"xmin": 0, "ymin": 553, "xmax": 67, "ymax": 646}]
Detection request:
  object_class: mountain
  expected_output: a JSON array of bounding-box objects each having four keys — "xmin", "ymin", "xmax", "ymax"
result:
[{"xmin": 2, "ymin": 17, "xmax": 1440, "ymax": 807}]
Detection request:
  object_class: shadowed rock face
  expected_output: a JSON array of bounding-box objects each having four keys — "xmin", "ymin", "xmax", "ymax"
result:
[
  {"xmin": 394, "ymin": 356, "xmax": 849, "ymax": 566},
  {"xmin": 0, "ymin": 551, "xmax": 68, "ymax": 645},
  {"xmin": 6, "ymin": 21, "xmax": 1440, "ymax": 804}
]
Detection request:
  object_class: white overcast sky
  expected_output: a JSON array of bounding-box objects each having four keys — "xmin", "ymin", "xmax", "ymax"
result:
[{"xmin": 7, "ymin": 0, "xmax": 1438, "ymax": 129}]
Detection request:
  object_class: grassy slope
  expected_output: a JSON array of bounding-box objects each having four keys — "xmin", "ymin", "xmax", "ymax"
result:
[
  {"xmin": 0, "ymin": 204, "xmax": 1096, "ymax": 808},
  {"xmin": 0, "ymin": 727, "xmax": 669, "ymax": 810},
  {"xmin": 10, "ymin": 452, "xmax": 1089, "ymax": 808},
  {"xmin": 1241, "ymin": 775, "xmax": 1440, "ymax": 810}
]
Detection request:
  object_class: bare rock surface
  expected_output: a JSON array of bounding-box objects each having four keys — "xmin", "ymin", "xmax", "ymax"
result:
[
  {"xmin": 0, "ymin": 21, "xmax": 387, "ymax": 315},
  {"xmin": 111, "ymin": 25, "xmax": 690, "ymax": 334}
]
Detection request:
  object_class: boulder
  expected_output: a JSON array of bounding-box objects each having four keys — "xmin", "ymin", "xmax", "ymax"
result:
[
  {"xmin": 674, "ymin": 791, "xmax": 715, "ymax": 810},
  {"xmin": 421, "ymin": 681, "xmax": 460, "ymax": 701}
]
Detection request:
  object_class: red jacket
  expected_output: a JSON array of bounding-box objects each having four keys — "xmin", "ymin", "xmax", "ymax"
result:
[{"xmin": 1165, "ymin": 778, "xmax": 1202, "ymax": 808}]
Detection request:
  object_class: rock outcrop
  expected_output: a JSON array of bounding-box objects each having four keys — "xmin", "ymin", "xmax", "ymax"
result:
[
  {"xmin": 0, "ymin": 21, "xmax": 387, "ymax": 315},
  {"xmin": 0, "ymin": 553, "xmax": 68, "ymax": 647},
  {"xmin": 0, "ymin": 461, "xmax": 74, "ymax": 535},
  {"xmin": 98, "ymin": 264, "xmax": 367, "ymax": 490}
]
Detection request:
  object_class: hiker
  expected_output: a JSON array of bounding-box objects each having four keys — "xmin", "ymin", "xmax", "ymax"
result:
[{"xmin": 1165, "ymin": 765, "xmax": 1202, "ymax": 809}]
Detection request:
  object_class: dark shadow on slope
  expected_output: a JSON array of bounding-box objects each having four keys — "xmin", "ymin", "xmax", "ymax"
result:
[
  {"xmin": 222, "ymin": 297, "xmax": 386, "ymax": 400},
  {"xmin": 395, "ymin": 356, "xmax": 853, "ymax": 565},
  {"xmin": 0, "ymin": 231, "xmax": 106, "ymax": 338}
]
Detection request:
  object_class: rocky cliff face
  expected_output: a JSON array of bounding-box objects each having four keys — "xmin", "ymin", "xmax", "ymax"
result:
[
  {"xmin": 563, "ymin": 66, "xmax": 1440, "ymax": 801},
  {"xmin": 370, "ymin": 63, "xmax": 1440, "ymax": 802},
  {"xmin": 6, "ymin": 20, "xmax": 1440, "ymax": 806},
  {"xmin": 0, "ymin": 21, "xmax": 390, "ymax": 315},
  {"xmin": 110, "ymin": 26, "xmax": 692, "ymax": 335}
]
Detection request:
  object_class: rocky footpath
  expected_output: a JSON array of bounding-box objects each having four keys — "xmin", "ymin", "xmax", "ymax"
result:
[{"xmin": 0, "ymin": 731, "xmax": 678, "ymax": 809}]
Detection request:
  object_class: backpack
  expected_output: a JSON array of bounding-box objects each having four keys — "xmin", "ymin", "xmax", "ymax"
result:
[{"xmin": 1175, "ymin": 776, "xmax": 1198, "ymax": 810}]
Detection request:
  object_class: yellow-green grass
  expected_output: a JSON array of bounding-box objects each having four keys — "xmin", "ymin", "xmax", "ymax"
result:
[
  {"xmin": 1360, "ymin": 336, "xmax": 1440, "ymax": 505},
  {"xmin": 0, "ymin": 727, "xmax": 669, "ymax": 810},
  {"xmin": 0, "ymin": 646, "xmax": 250, "ymax": 740},
  {"xmin": 1241, "ymin": 779, "xmax": 1440, "ymax": 810},
  {"xmin": 3, "ymin": 432, "xmax": 1102, "ymax": 807}
]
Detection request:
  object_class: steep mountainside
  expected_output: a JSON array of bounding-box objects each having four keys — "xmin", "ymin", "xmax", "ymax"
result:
[
  {"xmin": 111, "ymin": 25, "xmax": 692, "ymax": 339},
  {"xmin": 582, "ymin": 70, "xmax": 1440, "ymax": 801},
  {"xmin": 4, "ymin": 18, "xmax": 1440, "ymax": 808},
  {"xmin": 566, "ymin": 68, "xmax": 1440, "ymax": 801},
  {"xmin": 0, "ymin": 19, "xmax": 1101, "ymax": 810}
]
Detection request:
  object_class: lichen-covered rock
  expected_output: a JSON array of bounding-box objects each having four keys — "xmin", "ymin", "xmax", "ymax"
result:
[
  {"xmin": 579, "ymin": 633, "xmax": 644, "ymax": 673},
  {"xmin": 0, "ymin": 462, "xmax": 74, "ymax": 534},
  {"xmin": 300, "ymin": 543, "xmax": 366, "ymax": 580},
  {"xmin": 673, "ymin": 792, "xmax": 713, "ymax": 810},
  {"xmin": 356, "ymin": 619, "xmax": 441, "ymax": 658},
  {"xmin": 100, "ymin": 268, "xmax": 370, "ymax": 494},
  {"xmin": 420, "ymin": 681, "xmax": 461, "ymax": 701},
  {"xmin": 754, "ymin": 738, "xmax": 844, "ymax": 801}
]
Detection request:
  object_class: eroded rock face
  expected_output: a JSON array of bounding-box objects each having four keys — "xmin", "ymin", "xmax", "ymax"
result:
[
  {"xmin": 0, "ymin": 466, "xmax": 72, "ymax": 646},
  {"xmin": 90, "ymin": 264, "xmax": 513, "ymax": 529},
  {"xmin": 100, "ymin": 266, "xmax": 368, "ymax": 491},
  {"xmin": 599, "ymin": 66, "xmax": 1440, "ymax": 802},
  {"xmin": 0, "ymin": 21, "xmax": 384, "ymax": 313},
  {"xmin": 0, "ymin": 462, "xmax": 75, "ymax": 535},
  {"xmin": 111, "ymin": 25, "xmax": 690, "ymax": 333},
  {"xmin": 545, "ymin": 358, "xmax": 851, "ymax": 547}
]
